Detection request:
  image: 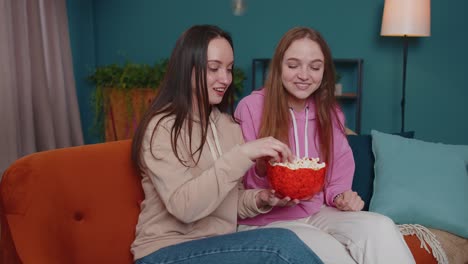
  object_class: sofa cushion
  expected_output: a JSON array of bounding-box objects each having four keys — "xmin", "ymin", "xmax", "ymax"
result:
[
  {"xmin": 0, "ymin": 140, "xmax": 143, "ymax": 264},
  {"xmin": 347, "ymin": 131, "xmax": 414, "ymax": 210},
  {"xmin": 370, "ymin": 130, "xmax": 468, "ymax": 238}
]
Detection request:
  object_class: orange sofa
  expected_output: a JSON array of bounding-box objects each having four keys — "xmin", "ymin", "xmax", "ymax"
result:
[{"xmin": 0, "ymin": 140, "xmax": 437, "ymax": 264}]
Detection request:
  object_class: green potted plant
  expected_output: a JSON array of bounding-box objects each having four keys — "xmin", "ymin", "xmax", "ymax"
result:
[{"xmin": 88, "ymin": 60, "xmax": 246, "ymax": 141}]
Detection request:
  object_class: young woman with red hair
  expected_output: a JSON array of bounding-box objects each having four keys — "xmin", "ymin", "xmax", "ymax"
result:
[{"xmin": 235, "ymin": 27, "xmax": 415, "ymax": 264}]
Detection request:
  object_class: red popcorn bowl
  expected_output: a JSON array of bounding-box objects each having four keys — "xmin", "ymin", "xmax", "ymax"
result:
[{"xmin": 266, "ymin": 158, "xmax": 326, "ymax": 200}]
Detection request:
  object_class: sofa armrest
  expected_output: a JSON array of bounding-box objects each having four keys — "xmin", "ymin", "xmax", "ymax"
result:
[{"xmin": 0, "ymin": 140, "xmax": 143, "ymax": 264}]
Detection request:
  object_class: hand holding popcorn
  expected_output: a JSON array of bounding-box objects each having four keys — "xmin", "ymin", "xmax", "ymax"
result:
[{"xmin": 255, "ymin": 189, "xmax": 300, "ymax": 209}]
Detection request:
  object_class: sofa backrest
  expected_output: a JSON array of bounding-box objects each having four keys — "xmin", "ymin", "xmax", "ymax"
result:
[{"xmin": 0, "ymin": 140, "xmax": 144, "ymax": 264}]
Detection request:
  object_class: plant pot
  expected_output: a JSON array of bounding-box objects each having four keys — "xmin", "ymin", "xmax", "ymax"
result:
[{"xmin": 103, "ymin": 88, "xmax": 157, "ymax": 141}]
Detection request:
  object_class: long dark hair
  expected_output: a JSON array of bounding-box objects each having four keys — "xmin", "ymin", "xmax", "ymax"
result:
[
  {"xmin": 132, "ymin": 25, "xmax": 236, "ymax": 171},
  {"xmin": 259, "ymin": 27, "xmax": 344, "ymax": 166}
]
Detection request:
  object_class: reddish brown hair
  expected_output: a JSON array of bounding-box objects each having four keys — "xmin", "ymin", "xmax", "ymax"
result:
[{"xmin": 259, "ymin": 27, "xmax": 344, "ymax": 166}]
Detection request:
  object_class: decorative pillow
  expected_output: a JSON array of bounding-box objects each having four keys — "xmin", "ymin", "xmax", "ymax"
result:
[
  {"xmin": 347, "ymin": 131, "xmax": 414, "ymax": 210},
  {"xmin": 370, "ymin": 130, "xmax": 468, "ymax": 238}
]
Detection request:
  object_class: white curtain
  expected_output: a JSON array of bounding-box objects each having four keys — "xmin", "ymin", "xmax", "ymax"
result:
[{"xmin": 0, "ymin": 0, "xmax": 84, "ymax": 176}]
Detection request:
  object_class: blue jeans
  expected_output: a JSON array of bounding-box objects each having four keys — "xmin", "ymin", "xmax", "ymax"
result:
[{"xmin": 135, "ymin": 228, "xmax": 323, "ymax": 264}]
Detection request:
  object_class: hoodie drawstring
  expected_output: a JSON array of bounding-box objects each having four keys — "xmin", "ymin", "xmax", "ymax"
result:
[
  {"xmin": 206, "ymin": 118, "xmax": 223, "ymax": 161},
  {"xmin": 289, "ymin": 107, "xmax": 309, "ymax": 158}
]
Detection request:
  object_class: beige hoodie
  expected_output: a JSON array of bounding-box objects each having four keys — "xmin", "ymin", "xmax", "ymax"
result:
[{"xmin": 131, "ymin": 108, "xmax": 267, "ymax": 260}]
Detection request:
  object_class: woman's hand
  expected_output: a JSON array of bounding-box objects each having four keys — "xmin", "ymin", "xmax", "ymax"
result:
[
  {"xmin": 240, "ymin": 136, "xmax": 294, "ymax": 164},
  {"xmin": 256, "ymin": 189, "xmax": 299, "ymax": 209},
  {"xmin": 334, "ymin": 190, "xmax": 364, "ymax": 211}
]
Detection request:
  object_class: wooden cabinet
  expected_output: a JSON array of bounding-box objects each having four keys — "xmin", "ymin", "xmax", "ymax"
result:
[{"xmin": 251, "ymin": 58, "xmax": 363, "ymax": 134}]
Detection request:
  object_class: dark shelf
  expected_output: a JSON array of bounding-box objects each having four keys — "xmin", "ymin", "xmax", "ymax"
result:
[
  {"xmin": 336, "ymin": 93, "xmax": 358, "ymax": 100},
  {"xmin": 334, "ymin": 58, "xmax": 363, "ymax": 134}
]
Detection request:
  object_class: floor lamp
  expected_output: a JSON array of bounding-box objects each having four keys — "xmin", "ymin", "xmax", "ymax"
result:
[{"xmin": 380, "ymin": 0, "xmax": 431, "ymax": 133}]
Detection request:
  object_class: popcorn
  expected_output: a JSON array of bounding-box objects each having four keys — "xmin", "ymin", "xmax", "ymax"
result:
[
  {"xmin": 267, "ymin": 157, "xmax": 326, "ymax": 200},
  {"xmin": 269, "ymin": 157, "xmax": 326, "ymax": 170}
]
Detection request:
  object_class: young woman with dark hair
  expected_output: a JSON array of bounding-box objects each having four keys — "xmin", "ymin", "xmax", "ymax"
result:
[{"xmin": 130, "ymin": 25, "xmax": 323, "ymax": 264}]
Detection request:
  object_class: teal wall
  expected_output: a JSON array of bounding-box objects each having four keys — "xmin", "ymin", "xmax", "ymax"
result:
[
  {"xmin": 66, "ymin": 0, "xmax": 97, "ymax": 143},
  {"xmin": 67, "ymin": 0, "xmax": 468, "ymax": 144}
]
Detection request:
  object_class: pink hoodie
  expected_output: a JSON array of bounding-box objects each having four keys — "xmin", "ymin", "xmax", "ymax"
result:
[{"xmin": 235, "ymin": 89, "xmax": 355, "ymax": 226}]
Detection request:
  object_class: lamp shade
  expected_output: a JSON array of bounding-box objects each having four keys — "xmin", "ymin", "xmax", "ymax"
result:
[{"xmin": 381, "ymin": 0, "xmax": 431, "ymax": 37}]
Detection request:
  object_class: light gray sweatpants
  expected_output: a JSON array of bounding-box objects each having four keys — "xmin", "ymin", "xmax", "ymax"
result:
[{"xmin": 238, "ymin": 206, "xmax": 415, "ymax": 264}]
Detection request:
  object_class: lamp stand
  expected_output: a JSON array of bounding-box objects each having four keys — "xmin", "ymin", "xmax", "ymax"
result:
[{"xmin": 401, "ymin": 35, "xmax": 408, "ymax": 133}]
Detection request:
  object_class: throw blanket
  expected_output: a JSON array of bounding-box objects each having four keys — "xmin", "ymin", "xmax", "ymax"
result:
[{"xmin": 399, "ymin": 224, "xmax": 448, "ymax": 264}]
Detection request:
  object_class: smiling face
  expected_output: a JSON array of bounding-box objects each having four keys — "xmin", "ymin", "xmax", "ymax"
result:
[
  {"xmin": 281, "ymin": 37, "xmax": 324, "ymax": 111},
  {"xmin": 203, "ymin": 37, "xmax": 234, "ymax": 105}
]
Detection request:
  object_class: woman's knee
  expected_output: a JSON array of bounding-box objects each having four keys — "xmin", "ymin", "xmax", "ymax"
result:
[
  {"xmin": 360, "ymin": 213, "xmax": 397, "ymax": 235},
  {"xmin": 372, "ymin": 213, "xmax": 395, "ymax": 227},
  {"xmin": 246, "ymin": 227, "xmax": 301, "ymax": 245},
  {"xmin": 261, "ymin": 228, "xmax": 324, "ymax": 263},
  {"xmin": 247, "ymin": 228, "xmax": 314, "ymax": 250},
  {"xmin": 264, "ymin": 228, "xmax": 300, "ymax": 241}
]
